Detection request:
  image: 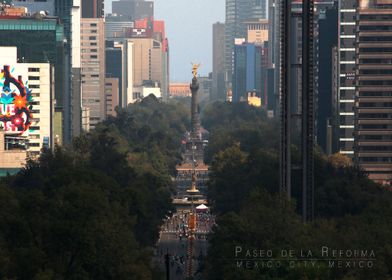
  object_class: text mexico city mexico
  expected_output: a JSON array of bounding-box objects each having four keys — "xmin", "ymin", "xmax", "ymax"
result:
[{"xmin": 234, "ymin": 246, "xmax": 375, "ymax": 270}]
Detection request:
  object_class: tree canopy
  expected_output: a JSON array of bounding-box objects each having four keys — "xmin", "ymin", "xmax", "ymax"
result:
[
  {"xmin": 0, "ymin": 96, "xmax": 189, "ymax": 279},
  {"xmin": 203, "ymin": 102, "xmax": 392, "ymax": 280}
]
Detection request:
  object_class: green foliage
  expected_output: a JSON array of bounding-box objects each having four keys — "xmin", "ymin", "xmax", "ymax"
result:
[
  {"xmin": 203, "ymin": 102, "xmax": 392, "ymax": 279},
  {"xmin": 102, "ymin": 96, "xmax": 190, "ymax": 175},
  {"xmin": 0, "ymin": 96, "xmax": 189, "ymax": 279},
  {"xmin": 202, "ymin": 101, "xmax": 279, "ymax": 162}
]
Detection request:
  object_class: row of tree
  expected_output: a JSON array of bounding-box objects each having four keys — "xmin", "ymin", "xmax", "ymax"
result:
[
  {"xmin": 201, "ymin": 102, "xmax": 392, "ymax": 279},
  {"xmin": 0, "ymin": 96, "xmax": 189, "ymax": 279}
]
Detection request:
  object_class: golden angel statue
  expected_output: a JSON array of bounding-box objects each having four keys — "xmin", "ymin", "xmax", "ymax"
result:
[{"xmin": 191, "ymin": 63, "xmax": 201, "ymax": 78}]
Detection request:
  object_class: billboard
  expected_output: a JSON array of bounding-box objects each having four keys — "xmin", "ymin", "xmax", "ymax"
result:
[{"xmin": 0, "ymin": 65, "xmax": 33, "ymax": 136}]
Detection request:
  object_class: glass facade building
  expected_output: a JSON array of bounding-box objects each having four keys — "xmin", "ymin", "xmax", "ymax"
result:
[
  {"xmin": 0, "ymin": 18, "xmax": 65, "ymax": 108},
  {"xmin": 225, "ymin": 0, "xmax": 267, "ymax": 88},
  {"xmin": 232, "ymin": 43, "xmax": 262, "ymax": 102}
]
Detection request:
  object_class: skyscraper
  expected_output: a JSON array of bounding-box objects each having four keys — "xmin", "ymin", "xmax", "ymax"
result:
[
  {"xmin": 354, "ymin": 0, "xmax": 392, "ymax": 185},
  {"xmin": 232, "ymin": 42, "xmax": 262, "ymax": 103},
  {"xmin": 81, "ymin": 18, "xmax": 105, "ymax": 130},
  {"xmin": 212, "ymin": 22, "xmax": 225, "ymax": 101},
  {"xmin": 0, "ymin": 10, "xmax": 65, "ymax": 145},
  {"xmin": 338, "ymin": 0, "xmax": 357, "ymax": 156},
  {"xmin": 225, "ymin": 0, "xmax": 267, "ymax": 89},
  {"xmin": 54, "ymin": 0, "xmax": 82, "ymax": 143},
  {"xmin": 10, "ymin": 0, "xmax": 82, "ymax": 143}
]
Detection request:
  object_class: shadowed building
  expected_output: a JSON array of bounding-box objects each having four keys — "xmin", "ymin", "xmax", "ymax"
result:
[
  {"xmin": 354, "ymin": 0, "xmax": 392, "ymax": 186},
  {"xmin": 82, "ymin": 0, "xmax": 104, "ymax": 18}
]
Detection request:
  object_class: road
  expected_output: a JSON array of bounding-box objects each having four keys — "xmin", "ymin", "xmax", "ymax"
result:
[{"xmin": 156, "ymin": 232, "xmax": 208, "ymax": 280}]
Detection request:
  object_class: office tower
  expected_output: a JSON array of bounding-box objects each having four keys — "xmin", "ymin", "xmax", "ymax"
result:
[
  {"xmin": 80, "ymin": 18, "xmax": 105, "ymax": 131},
  {"xmin": 280, "ymin": 0, "xmax": 315, "ymax": 222},
  {"xmin": 355, "ymin": 0, "xmax": 392, "ymax": 186},
  {"xmin": 212, "ymin": 22, "xmax": 225, "ymax": 101},
  {"xmin": 338, "ymin": 0, "xmax": 357, "ymax": 156},
  {"xmin": 246, "ymin": 19, "xmax": 268, "ymax": 45},
  {"xmin": 0, "ymin": 46, "xmax": 53, "ymax": 156},
  {"xmin": 225, "ymin": 0, "xmax": 267, "ymax": 90},
  {"xmin": 105, "ymin": 42, "xmax": 124, "ymax": 106},
  {"xmin": 105, "ymin": 78, "xmax": 119, "ymax": 117},
  {"xmin": 317, "ymin": 5, "xmax": 338, "ymax": 154},
  {"xmin": 267, "ymin": 0, "xmax": 278, "ymax": 114},
  {"xmin": 105, "ymin": 40, "xmax": 133, "ymax": 107},
  {"xmin": 7, "ymin": 0, "xmax": 80, "ymax": 143},
  {"xmin": 82, "ymin": 0, "xmax": 104, "ymax": 18},
  {"xmin": 106, "ymin": 17, "xmax": 169, "ymax": 103},
  {"xmin": 134, "ymin": 18, "xmax": 169, "ymax": 101},
  {"xmin": 112, "ymin": 0, "xmax": 153, "ymax": 20},
  {"xmin": 53, "ymin": 0, "xmax": 82, "ymax": 143},
  {"xmin": 232, "ymin": 42, "xmax": 262, "ymax": 103},
  {"xmin": 246, "ymin": 19, "xmax": 269, "ymax": 107}
]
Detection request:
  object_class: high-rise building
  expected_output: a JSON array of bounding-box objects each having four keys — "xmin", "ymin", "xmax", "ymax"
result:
[
  {"xmin": 212, "ymin": 22, "xmax": 225, "ymax": 101},
  {"xmin": 317, "ymin": 5, "xmax": 338, "ymax": 154},
  {"xmin": 225, "ymin": 0, "xmax": 267, "ymax": 89},
  {"xmin": 246, "ymin": 19, "xmax": 268, "ymax": 45},
  {"xmin": 338, "ymin": 0, "xmax": 357, "ymax": 156},
  {"xmin": 82, "ymin": 0, "xmax": 104, "ymax": 18},
  {"xmin": 8, "ymin": 0, "xmax": 81, "ymax": 143},
  {"xmin": 105, "ymin": 40, "xmax": 134, "ymax": 106},
  {"xmin": 112, "ymin": 0, "xmax": 153, "ymax": 20},
  {"xmin": 0, "ymin": 46, "xmax": 53, "ymax": 156},
  {"xmin": 232, "ymin": 42, "xmax": 262, "ymax": 103},
  {"xmin": 354, "ymin": 0, "xmax": 392, "ymax": 186},
  {"xmin": 0, "ymin": 9, "xmax": 65, "ymax": 145},
  {"xmin": 54, "ymin": 0, "xmax": 82, "ymax": 143},
  {"xmin": 81, "ymin": 18, "xmax": 105, "ymax": 131}
]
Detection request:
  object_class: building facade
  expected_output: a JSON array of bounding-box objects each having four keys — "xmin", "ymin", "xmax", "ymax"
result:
[
  {"xmin": 82, "ymin": 0, "xmax": 104, "ymax": 18},
  {"xmin": 81, "ymin": 18, "xmax": 105, "ymax": 130},
  {"xmin": 232, "ymin": 42, "xmax": 262, "ymax": 103},
  {"xmin": 338, "ymin": 0, "xmax": 357, "ymax": 156},
  {"xmin": 0, "ymin": 47, "xmax": 53, "ymax": 156},
  {"xmin": 225, "ymin": 0, "xmax": 267, "ymax": 90},
  {"xmin": 104, "ymin": 78, "xmax": 119, "ymax": 117},
  {"xmin": 354, "ymin": 0, "xmax": 392, "ymax": 185}
]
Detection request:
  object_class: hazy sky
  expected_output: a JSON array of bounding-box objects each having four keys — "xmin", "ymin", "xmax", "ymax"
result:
[
  {"xmin": 154, "ymin": 0, "xmax": 225, "ymax": 82},
  {"xmin": 105, "ymin": 0, "xmax": 226, "ymax": 82}
]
